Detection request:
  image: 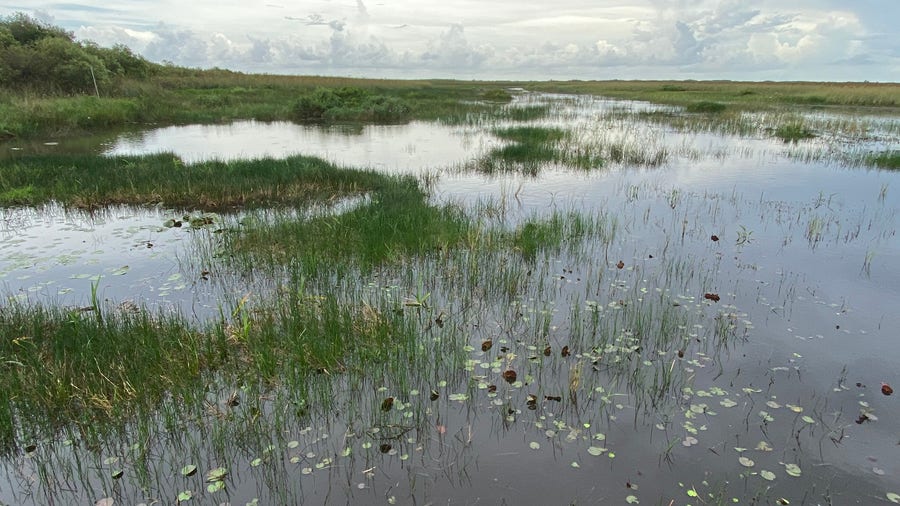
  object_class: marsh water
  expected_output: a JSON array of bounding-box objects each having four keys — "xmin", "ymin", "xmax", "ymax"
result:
[{"xmin": 2, "ymin": 94, "xmax": 899, "ymax": 505}]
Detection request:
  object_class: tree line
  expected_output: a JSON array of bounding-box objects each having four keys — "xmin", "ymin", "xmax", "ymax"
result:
[{"xmin": 1, "ymin": 13, "xmax": 155, "ymax": 94}]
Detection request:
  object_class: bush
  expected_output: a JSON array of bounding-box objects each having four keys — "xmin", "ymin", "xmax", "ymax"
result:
[{"xmin": 0, "ymin": 13, "xmax": 152, "ymax": 93}]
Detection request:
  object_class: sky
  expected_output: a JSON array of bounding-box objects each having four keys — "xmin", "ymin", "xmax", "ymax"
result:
[{"xmin": 4, "ymin": 0, "xmax": 898, "ymax": 81}]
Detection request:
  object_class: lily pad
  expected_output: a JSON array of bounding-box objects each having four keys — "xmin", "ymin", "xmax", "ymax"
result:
[
  {"xmin": 887, "ymin": 492, "xmax": 900, "ymax": 504},
  {"xmin": 207, "ymin": 480, "xmax": 225, "ymax": 493},
  {"xmin": 739, "ymin": 456, "xmax": 755, "ymax": 467},
  {"xmin": 205, "ymin": 467, "xmax": 228, "ymax": 482},
  {"xmin": 760, "ymin": 470, "xmax": 776, "ymax": 481},
  {"xmin": 177, "ymin": 490, "xmax": 193, "ymax": 502},
  {"xmin": 180, "ymin": 464, "xmax": 197, "ymax": 477},
  {"xmin": 587, "ymin": 446, "xmax": 608, "ymax": 456},
  {"xmin": 784, "ymin": 463, "xmax": 802, "ymax": 477}
]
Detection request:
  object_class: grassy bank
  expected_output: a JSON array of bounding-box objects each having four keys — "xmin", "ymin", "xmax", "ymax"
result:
[{"xmin": 0, "ymin": 72, "xmax": 520, "ymax": 139}]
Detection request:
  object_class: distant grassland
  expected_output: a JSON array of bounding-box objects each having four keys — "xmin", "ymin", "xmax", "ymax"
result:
[
  {"xmin": 2, "ymin": 68, "xmax": 897, "ymax": 140},
  {"xmin": 527, "ymin": 80, "xmax": 899, "ymax": 109}
]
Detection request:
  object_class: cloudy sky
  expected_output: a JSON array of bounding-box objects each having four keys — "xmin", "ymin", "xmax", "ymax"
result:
[{"xmin": 4, "ymin": 0, "xmax": 898, "ymax": 81}]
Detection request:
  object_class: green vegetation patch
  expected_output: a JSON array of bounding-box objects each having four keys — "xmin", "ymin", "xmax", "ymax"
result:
[
  {"xmin": 773, "ymin": 122, "xmax": 816, "ymax": 142},
  {"xmin": 864, "ymin": 150, "xmax": 900, "ymax": 170},
  {"xmin": 292, "ymin": 87, "xmax": 412, "ymax": 123},
  {"xmin": 685, "ymin": 101, "xmax": 727, "ymax": 114},
  {"xmin": 226, "ymin": 176, "xmax": 471, "ymax": 273},
  {"xmin": 0, "ymin": 303, "xmax": 214, "ymax": 433},
  {"xmin": 0, "ymin": 154, "xmax": 391, "ymax": 209}
]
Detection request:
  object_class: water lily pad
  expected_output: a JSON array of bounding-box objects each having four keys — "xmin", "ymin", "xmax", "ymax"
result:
[
  {"xmin": 887, "ymin": 492, "xmax": 900, "ymax": 504},
  {"xmin": 760, "ymin": 470, "xmax": 776, "ymax": 481},
  {"xmin": 205, "ymin": 467, "xmax": 228, "ymax": 482},
  {"xmin": 180, "ymin": 464, "xmax": 197, "ymax": 477},
  {"xmin": 801, "ymin": 415, "xmax": 816, "ymax": 424},
  {"xmin": 96, "ymin": 499, "xmax": 114, "ymax": 506},
  {"xmin": 177, "ymin": 490, "xmax": 193, "ymax": 502},
  {"xmin": 626, "ymin": 495, "xmax": 639, "ymax": 504},
  {"xmin": 739, "ymin": 457, "xmax": 755, "ymax": 467},
  {"xmin": 784, "ymin": 463, "xmax": 802, "ymax": 477},
  {"xmin": 207, "ymin": 480, "xmax": 225, "ymax": 493},
  {"xmin": 587, "ymin": 446, "xmax": 608, "ymax": 456},
  {"xmin": 529, "ymin": 442, "xmax": 540, "ymax": 450}
]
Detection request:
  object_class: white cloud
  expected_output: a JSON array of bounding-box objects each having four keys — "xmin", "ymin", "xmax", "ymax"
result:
[{"xmin": 2, "ymin": 0, "xmax": 895, "ymax": 80}]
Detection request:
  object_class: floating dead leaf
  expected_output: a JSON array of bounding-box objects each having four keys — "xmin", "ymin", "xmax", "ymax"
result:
[
  {"xmin": 703, "ymin": 293, "xmax": 721, "ymax": 302},
  {"xmin": 711, "ymin": 235, "xmax": 719, "ymax": 242},
  {"xmin": 616, "ymin": 261, "xmax": 625, "ymax": 269},
  {"xmin": 379, "ymin": 443, "xmax": 392, "ymax": 454},
  {"xmin": 502, "ymin": 370, "xmax": 517, "ymax": 384},
  {"xmin": 487, "ymin": 384, "xmax": 497, "ymax": 393},
  {"xmin": 543, "ymin": 346, "xmax": 552, "ymax": 356},
  {"xmin": 429, "ymin": 389, "xmax": 440, "ymax": 401},
  {"xmin": 481, "ymin": 340, "xmax": 493, "ymax": 352},
  {"xmin": 225, "ymin": 391, "xmax": 239, "ymax": 407},
  {"xmin": 381, "ymin": 397, "xmax": 394, "ymax": 412},
  {"xmin": 677, "ymin": 349, "xmax": 684, "ymax": 358},
  {"xmin": 545, "ymin": 395, "xmax": 562, "ymax": 402},
  {"xmin": 526, "ymin": 394, "xmax": 538, "ymax": 410},
  {"xmin": 561, "ymin": 345, "xmax": 571, "ymax": 357},
  {"xmin": 882, "ymin": 383, "xmax": 893, "ymax": 396}
]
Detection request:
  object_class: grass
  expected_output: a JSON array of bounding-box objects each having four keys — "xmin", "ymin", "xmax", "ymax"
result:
[
  {"xmin": 864, "ymin": 150, "xmax": 900, "ymax": 170},
  {"xmin": 773, "ymin": 121, "xmax": 816, "ymax": 142},
  {"xmin": 1, "ymin": 71, "xmax": 524, "ymax": 139},
  {"xmin": 224, "ymin": 176, "xmax": 471, "ymax": 274},
  {"xmin": 528, "ymin": 80, "xmax": 900, "ymax": 109},
  {"xmin": 0, "ymin": 154, "xmax": 394, "ymax": 210}
]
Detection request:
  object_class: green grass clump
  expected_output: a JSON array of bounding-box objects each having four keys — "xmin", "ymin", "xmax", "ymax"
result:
[
  {"xmin": 0, "ymin": 154, "xmax": 391, "ymax": 209},
  {"xmin": 864, "ymin": 150, "xmax": 900, "ymax": 170},
  {"xmin": 479, "ymin": 126, "xmax": 573, "ymax": 175},
  {"xmin": 0, "ymin": 303, "xmax": 216, "ymax": 432},
  {"xmin": 226, "ymin": 176, "xmax": 471, "ymax": 273},
  {"xmin": 774, "ymin": 122, "xmax": 816, "ymax": 142},
  {"xmin": 686, "ymin": 101, "xmax": 727, "ymax": 114},
  {"xmin": 481, "ymin": 88, "xmax": 513, "ymax": 102},
  {"xmin": 292, "ymin": 87, "xmax": 412, "ymax": 123}
]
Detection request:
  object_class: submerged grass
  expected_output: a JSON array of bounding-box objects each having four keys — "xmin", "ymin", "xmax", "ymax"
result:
[{"xmin": 0, "ymin": 154, "xmax": 392, "ymax": 210}]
